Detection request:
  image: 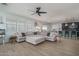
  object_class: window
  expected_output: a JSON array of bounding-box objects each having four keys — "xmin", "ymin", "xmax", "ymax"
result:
[
  {"xmin": 35, "ymin": 26, "xmax": 41, "ymax": 32},
  {"xmin": 42, "ymin": 25, "xmax": 47, "ymax": 31}
]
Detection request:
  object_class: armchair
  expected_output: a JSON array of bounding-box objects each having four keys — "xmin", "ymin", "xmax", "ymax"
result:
[
  {"xmin": 16, "ymin": 32, "xmax": 26, "ymax": 42},
  {"xmin": 46, "ymin": 31, "xmax": 60, "ymax": 42}
]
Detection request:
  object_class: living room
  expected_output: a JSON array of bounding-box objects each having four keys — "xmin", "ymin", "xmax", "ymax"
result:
[{"xmin": 0, "ymin": 3, "xmax": 79, "ymax": 56}]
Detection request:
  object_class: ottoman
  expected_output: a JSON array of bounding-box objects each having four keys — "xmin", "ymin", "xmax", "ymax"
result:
[{"xmin": 25, "ymin": 35, "xmax": 45, "ymax": 45}]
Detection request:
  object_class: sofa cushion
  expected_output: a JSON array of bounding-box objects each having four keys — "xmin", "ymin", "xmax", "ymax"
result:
[
  {"xmin": 47, "ymin": 32, "xmax": 50, "ymax": 36},
  {"xmin": 21, "ymin": 33, "xmax": 26, "ymax": 37}
]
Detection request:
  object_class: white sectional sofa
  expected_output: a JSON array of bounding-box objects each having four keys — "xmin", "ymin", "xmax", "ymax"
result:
[{"xmin": 16, "ymin": 31, "xmax": 59, "ymax": 45}]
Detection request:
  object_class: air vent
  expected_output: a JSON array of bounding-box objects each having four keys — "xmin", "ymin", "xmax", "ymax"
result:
[{"xmin": 1, "ymin": 3, "xmax": 8, "ymax": 6}]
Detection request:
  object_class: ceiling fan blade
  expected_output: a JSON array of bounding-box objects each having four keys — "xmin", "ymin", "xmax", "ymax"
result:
[
  {"xmin": 39, "ymin": 12, "xmax": 47, "ymax": 13},
  {"xmin": 36, "ymin": 7, "xmax": 41, "ymax": 10},
  {"xmin": 38, "ymin": 13, "xmax": 41, "ymax": 16}
]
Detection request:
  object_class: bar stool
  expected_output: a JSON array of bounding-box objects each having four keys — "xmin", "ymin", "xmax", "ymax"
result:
[
  {"xmin": 71, "ymin": 31, "xmax": 77, "ymax": 40},
  {"xmin": 59, "ymin": 31, "xmax": 63, "ymax": 37},
  {"xmin": 64, "ymin": 31, "xmax": 69, "ymax": 39},
  {"xmin": 62, "ymin": 31, "xmax": 65, "ymax": 38},
  {"xmin": 77, "ymin": 31, "xmax": 79, "ymax": 39}
]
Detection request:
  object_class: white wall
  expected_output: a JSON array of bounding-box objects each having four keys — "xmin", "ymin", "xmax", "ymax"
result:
[{"xmin": 0, "ymin": 11, "xmax": 36, "ymax": 43}]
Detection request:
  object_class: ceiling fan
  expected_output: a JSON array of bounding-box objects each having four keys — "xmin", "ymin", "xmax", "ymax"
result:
[{"xmin": 29, "ymin": 7, "xmax": 47, "ymax": 16}]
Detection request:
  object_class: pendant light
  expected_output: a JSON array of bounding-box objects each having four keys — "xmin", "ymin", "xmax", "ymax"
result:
[
  {"xmin": 72, "ymin": 17, "xmax": 75, "ymax": 27},
  {"xmin": 65, "ymin": 18, "xmax": 68, "ymax": 26},
  {"xmin": 65, "ymin": 23, "xmax": 68, "ymax": 26}
]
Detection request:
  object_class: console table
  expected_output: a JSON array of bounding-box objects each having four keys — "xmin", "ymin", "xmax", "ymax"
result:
[{"xmin": 0, "ymin": 29, "xmax": 5, "ymax": 45}]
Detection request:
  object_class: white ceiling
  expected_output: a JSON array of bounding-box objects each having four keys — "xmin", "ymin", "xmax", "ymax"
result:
[{"xmin": 0, "ymin": 3, "xmax": 79, "ymax": 23}]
